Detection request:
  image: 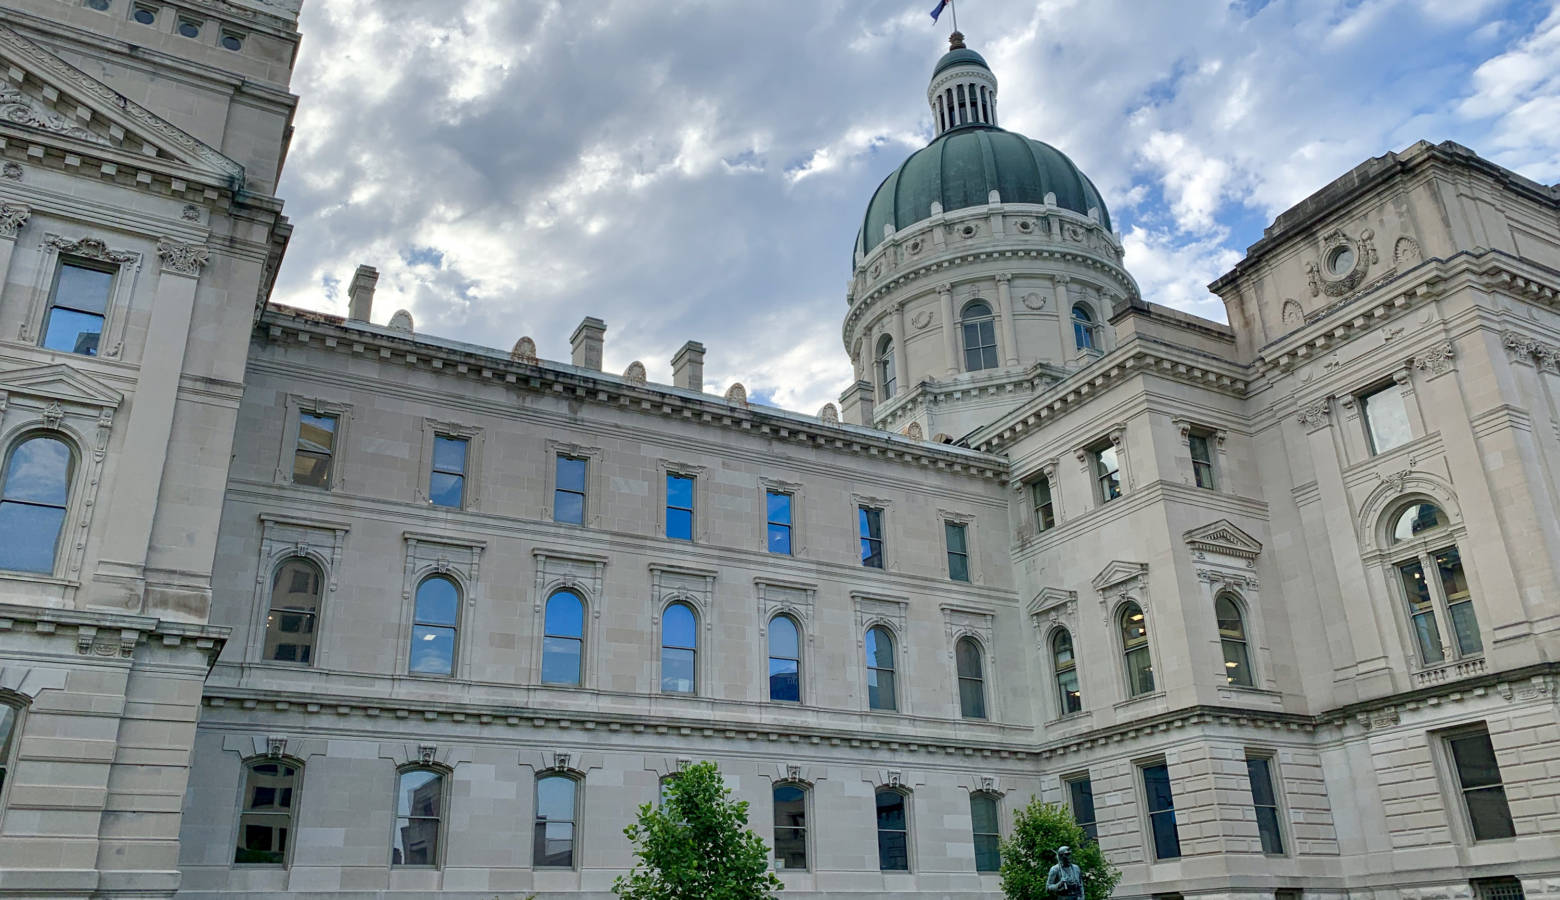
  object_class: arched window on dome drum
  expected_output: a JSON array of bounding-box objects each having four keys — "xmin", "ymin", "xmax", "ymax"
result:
[
  {"xmin": 1052, "ymin": 628, "xmax": 1082, "ymax": 715},
  {"xmin": 865, "ymin": 625, "xmax": 897, "ymax": 711},
  {"xmin": 1120, "ymin": 602, "xmax": 1154, "ymax": 696},
  {"xmin": 0, "ymin": 434, "xmax": 73, "ymax": 575},
  {"xmin": 961, "ymin": 301, "xmax": 998, "ymax": 371},
  {"xmin": 936, "ymin": 95, "xmax": 946, "ymax": 132},
  {"xmin": 1215, "ymin": 595, "xmax": 1254, "ymax": 687},
  {"xmin": 1387, "ymin": 501, "xmax": 1481, "ymax": 663},
  {"xmin": 956, "ymin": 636, "xmax": 986, "ymax": 719},
  {"xmin": 876, "ymin": 336, "xmax": 896, "ymax": 401},
  {"xmin": 957, "ymin": 83, "xmax": 969, "ymax": 125},
  {"xmin": 1072, "ymin": 304, "xmax": 1099, "ymax": 352}
]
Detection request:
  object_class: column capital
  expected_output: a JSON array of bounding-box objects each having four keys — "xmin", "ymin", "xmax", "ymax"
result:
[
  {"xmin": 994, "ymin": 273, "xmax": 1012, "ymax": 284},
  {"xmin": 0, "ymin": 202, "xmax": 30, "ymax": 239},
  {"xmin": 936, "ymin": 282, "xmax": 953, "ymax": 296},
  {"xmin": 157, "ymin": 239, "xmax": 209, "ymax": 277},
  {"xmin": 1054, "ymin": 275, "xmax": 1071, "ymax": 286}
]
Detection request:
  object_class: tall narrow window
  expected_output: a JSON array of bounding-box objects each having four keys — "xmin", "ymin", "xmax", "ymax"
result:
[
  {"xmin": 865, "ymin": 625, "xmax": 897, "ymax": 711},
  {"xmin": 1245, "ymin": 755, "xmax": 1284, "ymax": 854},
  {"xmin": 1389, "ymin": 502, "xmax": 1480, "ymax": 664},
  {"xmin": 409, "ymin": 576, "xmax": 458, "ymax": 676},
  {"xmin": 660, "ymin": 602, "xmax": 697, "ymax": 694},
  {"xmin": 1072, "ymin": 305, "xmax": 1097, "ymax": 352},
  {"xmin": 0, "ymin": 435, "xmax": 73, "ymax": 574},
  {"xmin": 1438, "ymin": 548, "xmax": 1480, "ymax": 656},
  {"xmin": 1053, "ymin": 629, "xmax": 1082, "ymax": 715},
  {"xmin": 534, "ymin": 773, "xmax": 579, "ymax": 867},
  {"xmin": 42, "ymin": 260, "xmax": 113, "ymax": 355},
  {"xmin": 263, "ymin": 558, "xmax": 322, "ymax": 665},
  {"xmin": 393, "ymin": 768, "xmax": 443, "ymax": 866},
  {"xmin": 1399, "ymin": 557, "xmax": 1445, "ymax": 664},
  {"xmin": 1446, "ymin": 728, "xmax": 1516, "ymax": 841},
  {"xmin": 1361, "ymin": 384, "xmax": 1411, "ymax": 454},
  {"xmin": 1120, "ymin": 602, "xmax": 1154, "ymax": 696},
  {"xmin": 970, "ymin": 794, "xmax": 1001, "ymax": 872},
  {"xmin": 766, "ymin": 491, "xmax": 793, "ymax": 555},
  {"xmin": 945, "ymin": 522, "xmax": 970, "ymax": 582},
  {"xmin": 554, "ymin": 455, "xmax": 587, "ymax": 525},
  {"xmin": 0, "ymin": 702, "xmax": 16, "ymax": 797},
  {"xmin": 773, "ymin": 784, "xmax": 807, "ymax": 870},
  {"xmin": 877, "ymin": 336, "xmax": 897, "ymax": 400},
  {"xmin": 1141, "ymin": 762, "xmax": 1181, "ymax": 860},
  {"xmin": 1189, "ymin": 431, "xmax": 1216, "ymax": 489},
  {"xmin": 768, "ymin": 615, "xmax": 802, "ymax": 702},
  {"xmin": 956, "ymin": 636, "xmax": 987, "ymax": 719},
  {"xmin": 234, "ymin": 759, "xmax": 299, "ymax": 865},
  {"xmin": 1065, "ymin": 775, "xmax": 1098, "ymax": 843},
  {"xmin": 665, "ymin": 473, "xmax": 694, "ymax": 541},
  {"xmin": 875, "ymin": 789, "xmax": 910, "ymax": 871},
  {"xmin": 1093, "ymin": 444, "xmax": 1122, "ymax": 503},
  {"xmin": 429, "ymin": 435, "xmax": 467, "ymax": 508},
  {"xmin": 1032, "ymin": 478, "xmax": 1055, "ymax": 532},
  {"xmin": 1216, "ymin": 595, "xmax": 1254, "ymax": 687},
  {"xmin": 542, "ymin": 591, "xmax": 584, "ymax": 685},
  {"xmin": 859, "ymin": 506, "xmax": 884, "ymax": 568},
  {"xmin": 292, "ymin": 412, "xmax": 336, "ymax": 488},
  {"xmin": 961, "ymin": 301, "xmax": 999, "ymax": 371}
]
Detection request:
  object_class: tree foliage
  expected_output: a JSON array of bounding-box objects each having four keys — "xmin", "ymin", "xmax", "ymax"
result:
[
  {"xmin": 613, "ymin": 761, "xmax": 784, "ymax": 900},
  {"xmin": 999, "ymin": 798, "xmax": 1120, "ymax": 900}
]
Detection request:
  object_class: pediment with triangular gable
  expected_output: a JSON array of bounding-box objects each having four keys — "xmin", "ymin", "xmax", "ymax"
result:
[
  {"xmin": 0, "ymin": 362, "xmax": 122, "ymax": 410},
  {"xmin": 1091, "ymin": 560, "xmax": 1148, "ymax": 593},
  {"xmin": 1184, "ymin": 519, "xmax": 1263, "ymax": 561},
  {"xmin": 0, "ymin": 23, "xmax": 243, "ymax": 184}
]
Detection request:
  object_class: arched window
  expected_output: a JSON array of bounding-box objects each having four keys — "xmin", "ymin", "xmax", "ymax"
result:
[
  {"xmin": 875, "ymin": 788, "xmax": 910, "ymax": 871},
  {"xmin": 392, "ymin": 767, "xmax": 444, "ymax": 866},
  {"xmin": 773, "ymin": 783, "xmax": 808, "ymax": 870},
  {"xmin": 1386, "ymin": 501, "xmax": 1480, "ymax": 663},
  {"xmin": 1052, "ymin": 628, "xmax": 1082, "ymax": 715},
  {"xmin": 1215, "ymin": 595, "xmax": 1254, "ymax": 687},
  {"xmin": 865, "ymin": 626, "xmax": 897, "ymax": 711},
  {"xmin": 970, "ymin": 793, "xmax": 1001, "ymax": 872},
  {"xmin": 263, "ymin": 558, "xmax": 322, "ymax": 665},
  {"xmin": 542, "ymin": 591, "xmax": 584, "ymax": 685},
  {"xmin": 768, "ymin": 615, "xmax": 802, "ymax": 702},
  {"xmin": 234, "ymin": 758, "xmax": 300, "ymax": 865},
  {"xmin": 0, "ymin": 435, "xmax": 73, "ymax": 574},
  {"xmin": 1072, "ymin": 304, "xmax": 1098, "ymax": 352},
  {"xmin": 961, "ymin": 300, "xmax": 999, "ymax": 371},
  {"xmin": 956, "ymin": 636, "xmax": 987, "ymax": 719},
  {"xmin": 409, "ymin": 575, "xmax": 459, "ymax": 676},
  {"xmin": 534, "ymin": 773, "xmax": 579, "ymax": 868},
  {"xmin": 661, "ymin": 602, "xmax": 697, "ymax": 694},
  {"xmin": 877, "ymin": 335, "xmax": 897, "ymax": 400},
  {"xmin": 1120, "ymin": 602, "xmax": 1155, "ymax": 696}
]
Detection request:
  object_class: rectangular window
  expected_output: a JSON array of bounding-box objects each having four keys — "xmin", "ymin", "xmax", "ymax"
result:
[
  {"xmin": 1094, "ymin": 445, "xmax": 1122, "ymax": 503},
  {"xmin": 1189, "ymin": 432, "xmax": 1216, "ymax": 490},
  {"xmin": 859, "ymin": 506, "xmax": 883, "ymax": 568},
  {"xmin": 1471, "ymin": 878, "xmax": 1526, "ymax": 900},
  {"xmin": 1032, "ymin": 478, "xmax": 1055, "ymax": 532},
  {"xmin": 1065, "ymin": 775, "xmax": 1098, "ymax": 843},
  {"xmin": 554, "ymin": 455, "xmax": 587, "ymax": 525},
  {"xmin": 1446, "ymin": 727, "xmax": 1516, "ymax": 841},
  {"xmin": 1398, "ymin": 558, "xmax": 1446, "ymax": 664},
  {"xmin": 666, "ymin": 473, "xmax": 694, "ymax": 541},
  {"xmin": 429, "ymin": 436, "xmax": 467, "ymax": 508},
  {"xmin": 1361, "ymin": 384, "xmax": 1412, "ymax": 454},
  {"xmin": 1141, "ymin": 762, "xmax": 1181, "ymax": 860},
  {"xmin": 42, "ymin": 260, "xmax": 113, "ymax": 356},
  {"xmin": 1436, "ymin": 547, "xmax": 1481, "ymax": 656},
  {"xmin": 766, "ymin": 491, "xmax": 793, "ymax": 555},
  {"xmin": 773, "ymin": 784, "xmax": 807, "ymax": 870},
  {"xmin": 1275, "ymin": 891, "xmax": 1303, "ymax": 900},
  {"xmin": 945, "ymin": 522, "xmax": 970, "ymax": 582},
  {"xmin": 1245, "ymin": 755, "xmax": 1285, "ymax": 854},
  {"xmin": 292, "ymin": 412, "xmax": 336, "ymax": 488}
]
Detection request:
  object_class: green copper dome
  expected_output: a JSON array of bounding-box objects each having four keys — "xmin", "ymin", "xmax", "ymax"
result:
[
  {"xmin": 857, "ymin": 125, "xmax": 1112, "ymax": 256},
  {"xmin": 933, "ymin": 47, "xmax": 989, "ymax": 76}
]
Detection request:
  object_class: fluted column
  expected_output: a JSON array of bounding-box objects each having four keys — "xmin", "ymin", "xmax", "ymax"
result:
[
  {"xmin": 995, "ymin": 273, "xmax": 1019, "ymax": 366},
  {"xmin": 890, "ymin": 303, "xmax": 909, "ymax": 395},
  {"xmin": 939, "ymin": 284, "xmax": 958, "ymax": 376}
]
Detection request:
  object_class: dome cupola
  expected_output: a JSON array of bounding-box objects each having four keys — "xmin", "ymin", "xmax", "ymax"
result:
[{"xmin": 928, "ymin": 32, "xmax": 997, "ymax": 134}]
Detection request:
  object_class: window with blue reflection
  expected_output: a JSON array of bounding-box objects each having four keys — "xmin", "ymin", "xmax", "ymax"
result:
[
  {"xmin": 542, "ymin": 591, "xmax": 584, "ymax": 685},
  {"xmin": 956, "ymin": 637, "xmax": 986, "ymax": 719},
  {"xmin": 409, "ymin": 576, "xmax": 458, "ymax": 676},
  {"xmin": 865, "ymin": 626, "xmax": 897, "ymax": 711},
  {"xmin": 392, "ymin": 768, "xmax": 443, "ymax": 866},
  {"xmin": 42, "ymin": 261, "xmax": 112, "ymax": 356},
  {"xmin": 534, "ymin": 773, "xmax": 578, "ymax": 867},
  {"xmin": 0, "ymin": 435, "xmax": 73, "ymax": 574},
  {"xmin": 554, "ymin": 456, "xmax": 586, "ymax": 525},
  {"xmin": 766, "ymin": 491, "xmax": 792, "ymax": 555},
  {"xmin": 661, "ymin": 602, "xmax": 697, "ymax": 693},
  {"xmin": 768, "ymin": 615, "xmax": 801, "ymax": 702},
  {"xmin": 666, "ymin": 474, "xmax": 693, "ymax": 541},
  {"xmin": 429, "ymin": 436, "xmax": 467, "ymax": 508},
  {"xmin": 961, "ymin": 300, "xmax": 998, "ymax": 371},
  {"xmin": 1142, "ymin": 762, "xmax": 1181, "ymax": 859},
  {"xmin": 1072, "ymin": 304, "xmax": 1097, "ymax": 352},
  {"xmin": 859, "ymin": 506, "xmax": 883, "ymax": 568}
]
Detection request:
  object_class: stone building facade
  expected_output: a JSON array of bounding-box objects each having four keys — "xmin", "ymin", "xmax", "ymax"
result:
[{"xmin": 0, "ymin": 5, "xmax": 1554, "ymax": 900}]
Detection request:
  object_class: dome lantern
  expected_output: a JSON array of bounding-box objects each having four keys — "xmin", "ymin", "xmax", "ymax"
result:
[{"xmin": 928, "ymin": 32, "xmax": 997, "ymax": 134}]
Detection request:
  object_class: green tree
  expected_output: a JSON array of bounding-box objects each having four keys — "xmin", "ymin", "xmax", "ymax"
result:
[
  {"xmin": 613, "ymin": 761, "xmax": 784, "ymax": 900},
  {"xmin": 999, "ymin": 798, "xmax": 1120, "ymax": 900}
]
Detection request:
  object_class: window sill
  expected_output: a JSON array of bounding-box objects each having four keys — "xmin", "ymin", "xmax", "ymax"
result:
[
  {"xmin": 1046, "ymin": 710, "xmax": 1092, "ymax": 726},
  {"xmin": 1113, "ymin": 691, "xmax": 1166, "ymax": 710}
]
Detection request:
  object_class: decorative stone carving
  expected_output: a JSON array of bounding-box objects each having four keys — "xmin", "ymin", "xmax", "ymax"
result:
[
  {"xmin": 1281, "ymin": 299, "xmax": 1303, "ymax": 327},
  {"xmin": 910, "ymin": 308, "xmax": 935, "ymax": 330},
  {"xmin": 1414, "ymin": 341, "xmax": 1455, "ymax": 376},
  {"xmin": 903, "ymin": 422, "xmax": 924, "ymax": 441},
  {"xmin": 0, "ymin": 87, "xmax": 109, "ymax": 146},
  {"xmin": 1380, "ymin": 468, "xmax": 1412, "ymax": 495},
  {"xmin": 157, "ymin": 239, "xmax": 209, "ymax": 276},
  {"xmin": 1, "ymin": 162, "xmax": 21, "ymax": 180},
  {"xmin": 388, "ymin": 309, "xmax": 414, "ymax": 333},
  {"xmin": 957, "ymin": 222, "xmax": 979, "ymax": 239},
  {"xmin": 0, "ymin": 202, "xmax": 29, "ymax": 239},
  {"xmin": 418, "ymin": 744, "xmax": 438, "ymax": 765},
  {"xmin": 887, "ymin": 769, "xmax": 903, "ymax": 788},
  {"xmin": 267, "ymin": 736, "xmax": 287, "ymax": 759},
  {"xmin": 511, "ymin": 336, "xmax": 538, "ymax": 363},
  {"xmin": 42, "ymin": 401, "xmax": 64, "ymax": 430},
  {"xmin": 1061, "ymin": 222, "xmax": 1086, "ymax": 243},
  {"xmin": 623, "ymin": 361, "xmax": 647, "ymax": 385},
  {"xmin": 817, "ymin": 403, "xmax": 838, "ymax": 424},
  {"xmin": 906, "ymin": 238, "xmax": 923, "ymax": 256},
  {"xmin": 1020, "ymin": 291, "xmax": 1046, "ymax": 310},
  {"xmin": 1015, "ymin": 218, "xmax": 1035, "ymax": 234},
  {"xmin": 1297, "ymin": 397, "xmax": 1331, "ymax": 430},
  {"xmin": 44, "ymin": 235, "xmax": 136, "ymax": 265},
  {"xmin": 1314, "ymin": 228, "xmax": 1370, "ymax": 296},
  {"xmin": 724, "ymin": 382, "xmax": 747, "ymax": 406},
  {"xmin": 1394, "ymin": 235, "xmax": 1422, "ymax": 265},
  {"xmin": 1184, "ymin": 519, "xmax": 1263, "ymax": 561},
  {"xmin": 181, "ymin": 204, "xmax": 201, "ymax": 221}
]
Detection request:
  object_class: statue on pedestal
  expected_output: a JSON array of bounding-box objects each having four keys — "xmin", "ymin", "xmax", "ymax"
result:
[{"xmin": 1045, "ymin": 845, "xmax": 1083, "ymax": 900}]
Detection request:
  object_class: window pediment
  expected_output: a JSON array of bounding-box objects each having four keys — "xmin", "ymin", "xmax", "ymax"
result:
[
  {"xmin": 1091, "ymin": 559, "xmax": 1148, "ymax": 594},
  {"xmin": 0, "ymin": 363, "xmax": 121, "ymax": 411},
  {"xmin": 1183, "ymin": 519, "xmax": 1262, "ymax": 561}
]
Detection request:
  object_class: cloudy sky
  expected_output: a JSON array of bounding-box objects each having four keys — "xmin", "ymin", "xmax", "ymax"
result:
[{"xmin": 271, "ymin": 0, "xmax": 1560, "ymax": 413}]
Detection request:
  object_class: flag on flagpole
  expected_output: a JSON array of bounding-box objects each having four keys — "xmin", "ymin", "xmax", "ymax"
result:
[{"xmin": 930, "ymin": 0, "xmax": 949, "ymax": 23}]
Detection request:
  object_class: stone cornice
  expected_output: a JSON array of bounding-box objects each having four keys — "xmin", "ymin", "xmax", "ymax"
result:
[
  {"xmin": 0, "ymin": 601, "xmax": 227, "ymax": 665},
  {"xmin": 257, "ymin": 308, "xmax": 1009, "ymax": 481}
]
